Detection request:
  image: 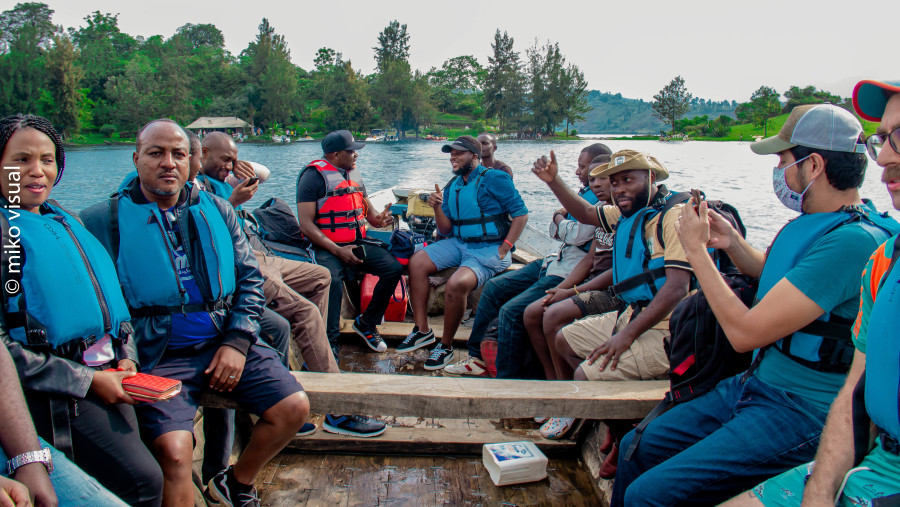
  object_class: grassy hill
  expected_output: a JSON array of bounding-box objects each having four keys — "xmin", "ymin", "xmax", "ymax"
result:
[{"xmin": 573, "ymin": 90, "xmax": 737, "ymax": 135}]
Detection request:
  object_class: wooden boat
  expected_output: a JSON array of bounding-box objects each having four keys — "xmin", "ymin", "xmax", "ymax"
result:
[{"xmin": 192, "ymin": 186, "xmax": 665, "ymax": 506}]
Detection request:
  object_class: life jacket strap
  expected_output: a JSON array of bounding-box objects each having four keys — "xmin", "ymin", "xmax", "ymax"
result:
[
  {"xmin": 609, "ymin": 267, "xmax": 667, "ymax": 301},
  {"xmin": 128, "ymin": 299, "xmax": 228, "ymax": 318},
  {"xmin": 448, "ymin": 214, "xmax": 509, "ymax": 227},
  {"xmin": 325, "ymin": 186, "xmax": 363, "ymax": 197}
]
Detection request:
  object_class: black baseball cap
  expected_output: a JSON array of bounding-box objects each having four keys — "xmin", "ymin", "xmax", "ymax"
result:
[
  {"xmin": 322, "ymin": 130, "xmax": 365, "ymax": 154},
  {"xmin": 441, "ymin": 135, "xmax": 481, "ymax": 157}
]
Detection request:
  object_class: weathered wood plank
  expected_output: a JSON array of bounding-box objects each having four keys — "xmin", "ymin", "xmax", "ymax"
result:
[
  {"xmin": 286, "ymin": 426, "xmax": 577, "ymax": 457},
  {"xmin": 201, "ymin": 372, "xmax": 667, "ymax": 420}
]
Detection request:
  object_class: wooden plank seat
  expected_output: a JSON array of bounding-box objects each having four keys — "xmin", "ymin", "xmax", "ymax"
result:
[{"xmin": 200, "ymin": 372, "xmax": 667, "ymax": 420}]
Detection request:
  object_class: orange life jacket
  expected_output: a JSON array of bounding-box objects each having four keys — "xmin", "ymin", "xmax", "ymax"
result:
[{"xmin": 305, "ymin": 159, "xmax": 367, "ymax": 243}]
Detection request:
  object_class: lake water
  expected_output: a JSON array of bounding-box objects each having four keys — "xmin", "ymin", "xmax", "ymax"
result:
[{"xmin": 56, "ymin": 140, "xmax": 896, "ymax": 250}]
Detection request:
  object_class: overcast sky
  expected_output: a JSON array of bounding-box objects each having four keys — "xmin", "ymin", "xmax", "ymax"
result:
[{"xmin": 11, "ymin": 0, "xmax": 898, "ymax": 102}]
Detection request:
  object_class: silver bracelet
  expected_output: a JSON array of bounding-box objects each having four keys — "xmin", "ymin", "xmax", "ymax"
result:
[{"xmin": 7, "ymin": 448, "xmax": 53, "ymax": 475}]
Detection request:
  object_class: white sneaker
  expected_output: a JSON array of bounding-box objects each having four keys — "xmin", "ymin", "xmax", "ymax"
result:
[
  {"xmin": 540, "ymin": 417, "xmax": 576, "ymax": 439},
  {"xmin": 442, "ymin": 357, "xmax": 488, "ymax": 377}
]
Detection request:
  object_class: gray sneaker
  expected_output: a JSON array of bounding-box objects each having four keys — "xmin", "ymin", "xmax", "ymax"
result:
[{"xmin": 397, "ymin": 326, "xmax": 435, "ymax": 353}]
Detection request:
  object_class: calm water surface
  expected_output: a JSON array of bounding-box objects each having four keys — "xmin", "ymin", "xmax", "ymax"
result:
[{"xmin": 58, "ymin": 140, "xmax": 895, "ymax": 250}]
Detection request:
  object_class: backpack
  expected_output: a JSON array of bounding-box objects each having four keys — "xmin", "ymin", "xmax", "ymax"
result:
[
  {"xmin": 623, "ymin": 191, "xmax": 752, "ymax": 461},
  {"xmin": 388, "ymin": 229, "xmax": 426, "ymax": 265},
  {"xmin": 245, "ymin": 198, "xmax": 312, "ymax": 262}
]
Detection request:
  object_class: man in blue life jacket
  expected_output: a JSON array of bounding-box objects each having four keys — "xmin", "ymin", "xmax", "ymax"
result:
[
  {"xmin": 609, "ymin": 103, "xmax": 897, "ymax": 506},
  {"xmin": 531, "ymin": 149, "xmax": 691, "ymax": 448},
  {"xmin": 477, "ymin": 132, "xmax": 513, "ymax": 178},
  {"xmin": 722, "ymin": 81, "xmax": 900, "ymax": 507},
  {"xmin": 296, "ymin": 130, "xmax": 402, "ymax": 357},
  {"xmin": 440, "ymin": 143, "xmax": 611, "ymax": 379},
  {"xmin": 403, "ymin": 135, "xmax": 529, "ymax": 370},
  {"xmin": 80, "ymin": 119, "xmax": 309, "ymax": 507},
  {"xmin": 200, "ymin": 131, "xmax": 385, "ymax": 439}
]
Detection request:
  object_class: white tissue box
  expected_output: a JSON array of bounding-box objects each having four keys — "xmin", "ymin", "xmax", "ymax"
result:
[{"xmin": 482, "ymin": 441, "xmax": 548, "ymax": 486}]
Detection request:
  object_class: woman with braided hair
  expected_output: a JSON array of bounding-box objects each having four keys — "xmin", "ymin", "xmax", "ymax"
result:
[{"xmin": 0, "ymin": 114, "xmax": 162, "ymax": 506}]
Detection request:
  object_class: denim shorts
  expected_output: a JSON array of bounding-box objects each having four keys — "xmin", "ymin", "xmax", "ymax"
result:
[
  {"xmin": 136, "ymin": 341, "xmax": 303, "ymax": 440},
  {"xmin": 422, "ymin": 237, "xmax": 511, "ymax": 287}
]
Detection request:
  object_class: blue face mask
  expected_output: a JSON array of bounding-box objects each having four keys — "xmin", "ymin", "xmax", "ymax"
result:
[{"xmin": 772, "ymin": 155, "xmax": 813, "ymax": 213}]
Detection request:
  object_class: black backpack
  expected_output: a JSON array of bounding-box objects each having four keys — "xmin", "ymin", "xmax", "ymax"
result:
[{"xmin": 623, "ymin": 192, "xmax": 754, "ymax": 460}]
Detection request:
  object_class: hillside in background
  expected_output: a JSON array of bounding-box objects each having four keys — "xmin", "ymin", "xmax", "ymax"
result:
[{"xmin": 574, "ymin": 90, "xmax": 738, "ymax": 134}]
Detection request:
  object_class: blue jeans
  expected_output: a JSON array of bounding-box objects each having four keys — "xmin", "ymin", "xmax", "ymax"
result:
[
  {"xmin": 466, "ymin": 259, "xmax": 562, "ymax": 379},
  {"xmin": 612, "ymin": 373, "xmax": 830, "ymax": 506},
  {"xmin": 1, "ymin": 438, "xmax": 129, "ymax": 506}
]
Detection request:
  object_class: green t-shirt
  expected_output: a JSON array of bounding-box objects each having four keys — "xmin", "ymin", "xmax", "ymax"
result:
[{"xmin": 754, "ymin": 222, "xmax": 884, "ymax": 414}]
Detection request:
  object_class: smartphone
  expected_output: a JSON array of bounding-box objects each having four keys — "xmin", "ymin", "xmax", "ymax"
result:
[
  {"xmin": 353, "ymin": 244, "xmax": 366, "ymax": 260},
  {"xmin": 691, "ymin": 189, "xmax": 702, "ymax": 207},
  {"xmin": 247, "ymin": 177, "xmax": 259, "ymax": 185}
]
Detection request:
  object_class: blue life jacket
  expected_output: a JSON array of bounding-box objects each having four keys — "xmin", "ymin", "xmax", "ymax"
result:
[
  {"xmin": 196, "ymin": 174, "xmax": 248, "ymax": 227},
  {"xmin": 445, "ymin": 166, "xmax": 511, "ymax": 243},
  {"xmin": 570, "ymin": 186, "xmax": 599, "ymax": 220},
  {"xmin": 864, "ymin": 235, "xmax": 900, "ymax": 441},
  {"xmin": 113, "ymin": 185, "xmax": 237, "ymax": 316},
  {"xmin": 0, "ymin": 201, "xmax": 131, "ymax": 350},
  {"xmin": 756, "ymin": 202, "xmax": 898, "ymax": 372},
  {"xmin": 608, "ymin": 189, "xmax": 682, "ymax": 306}
]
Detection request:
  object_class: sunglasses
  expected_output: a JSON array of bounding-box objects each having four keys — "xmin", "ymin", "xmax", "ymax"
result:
[{"xmin": 865, "ymin": 126, "xmax": 900, "ymax": 160}]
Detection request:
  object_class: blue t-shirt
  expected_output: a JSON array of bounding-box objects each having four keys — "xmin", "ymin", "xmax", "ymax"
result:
[
  {"xmin": 159, "ymin": 208, "xmax": 220, "ymax": 349},
  {"xmin": 754, "ymin": 223, "xmax": 885, "ymax": 413},
  {"xmin": 569, "ymin": 186, "xmax": 599, "ymax": 220},
  {"xmin": 440, "ymin": 165, "xmax": 528, "ymax": 220}
]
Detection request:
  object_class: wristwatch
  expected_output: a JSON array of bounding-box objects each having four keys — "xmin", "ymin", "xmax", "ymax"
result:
[{"xmin": 7, "ymin": 448, "xmax": 53, "ymax": 475}]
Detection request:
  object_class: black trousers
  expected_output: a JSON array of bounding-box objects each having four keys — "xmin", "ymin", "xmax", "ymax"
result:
[
  {"xmin": 27, "ymin": 390, "xmax": 164, "ymax": 507},
  {"xmin": 314, "ymin": 242, "xmax": 404, "ymax": 344}
]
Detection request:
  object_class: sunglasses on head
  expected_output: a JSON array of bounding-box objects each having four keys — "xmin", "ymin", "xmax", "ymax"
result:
[{"xmin": 865, "ymin": 126, "xmax": 900, "ymax": 160}]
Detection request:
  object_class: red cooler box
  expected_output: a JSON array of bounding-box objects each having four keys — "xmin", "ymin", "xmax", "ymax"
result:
[{"xmin": 360, "ymin": 274, "xmax": 408, "ymax": 322}]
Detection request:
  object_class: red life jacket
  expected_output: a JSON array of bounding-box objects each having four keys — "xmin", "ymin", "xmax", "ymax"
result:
[{"xmin": 305, "ymin": 159, "xmax": 367, "ymax": 243}]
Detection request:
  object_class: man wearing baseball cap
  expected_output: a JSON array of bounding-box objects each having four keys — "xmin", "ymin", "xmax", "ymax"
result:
[
  {"xmin": 403, "ymin": 135, "xmax": 529, "ymax": 370},
  {"xmin": 611, "ymin": 103, "xmax": 898, "ymax": 505},
  {"xmin": 296, "ymin": 130, "xmax": 402, "ymax": 361},
  {"xmin": 722, "ymin": 82, "xmax": 900, "ymax": 507}
]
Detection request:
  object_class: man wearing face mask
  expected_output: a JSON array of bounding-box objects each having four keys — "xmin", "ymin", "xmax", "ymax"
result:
[
  {"xmin": 405, "ymin": 135, "xmax": 529, "ymax": 370},
  {"xmin": 608, "ymin": 103, "xmax": 899, "ymax": 506}
]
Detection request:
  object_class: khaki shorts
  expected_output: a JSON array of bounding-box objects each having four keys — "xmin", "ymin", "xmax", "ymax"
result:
[{"xmin": 562, "ymin": 307, "xmax": 669, "ymax": 381}]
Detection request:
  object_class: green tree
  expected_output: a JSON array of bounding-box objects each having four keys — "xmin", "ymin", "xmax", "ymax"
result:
[
  {"xmin": 103, "ymin": 53, "xmax": 163, "ymax": 129},
  {"xmin": 373, "ymin": 20, "xmax": 409, "ymax": 70},
  {"xmin": 71, "ymin": 12, "xmax": 138, "ymax": 102},
  {"xmin": 652, "ymin": 76, "xmax": 692, "ymax": 133},
  {"xmin": 782, "ymin": 85, "xmax": 846, "ymax": 113},
  {"xmin": 0, "ymin": 2, "xmax": 55, "ymax": 116},
  {"xmin": 321, "ymin": 61, "xmax": 372, "ymax": 132},
  {"xmin": 561, "ymin": 64, "xmax": 590, "ymax": 136},
  {"xmin": 747, "ymin": 86, "xmax": 781, "ymax": 136},
  {"xmin": 427, "ymin": 55, "xmax": 482, "ymax": 114},
  {"xmin": 370, "ymin": 59, "xmax": 416, "ymax": 136},
  {"xmin": 44, "ymin": 34, "xmax": 84, "ymax": 137},
  {"xmin": 483, "ymin": 30, "xmax": 527, "ymax": 132},
  {"xmin": 242, "ymin": 18, "xmax": 300, "ymax": 128}
]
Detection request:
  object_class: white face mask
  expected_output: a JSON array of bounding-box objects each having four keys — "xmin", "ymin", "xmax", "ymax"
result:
[{"xmin": 772, "ymin": 155, "xmax": 814, "ymax": 213}]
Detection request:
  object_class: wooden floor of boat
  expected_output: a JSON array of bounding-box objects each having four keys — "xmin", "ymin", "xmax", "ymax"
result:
[{"xmin": 252, "ymin": 339, "xmax": 600, "ymax": 505}]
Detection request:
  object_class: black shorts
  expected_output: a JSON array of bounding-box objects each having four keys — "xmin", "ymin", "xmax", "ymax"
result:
[
  {"xmin": 571, "ymin": 289, "xmax": 624, "ymax": 318},
  {"xmin": 136, "ymin": 341, "xmax": 303, "ymax": 440}
]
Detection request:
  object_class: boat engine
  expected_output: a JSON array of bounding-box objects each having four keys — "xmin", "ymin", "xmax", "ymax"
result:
[{"xmin": 403, "ymin": 190, "xmax": 438, "ymax": 239}]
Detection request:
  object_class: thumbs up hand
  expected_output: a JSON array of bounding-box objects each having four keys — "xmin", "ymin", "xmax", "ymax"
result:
[
  {"xmin": 428, "ymin": 184, "xmax": 443, "ymax": 209},
  {"xmin": 532, "ymin": 150, "xmax": 559, "ymax": 183}
]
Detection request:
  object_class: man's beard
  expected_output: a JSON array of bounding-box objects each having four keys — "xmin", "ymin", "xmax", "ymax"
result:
[
  {"xmin": 619, "ymin": 184, "xmax": 651, "ymax": 218},
  {"xmin": 452, "ymin": 159, "xmax": 475, "ymax": 176}
]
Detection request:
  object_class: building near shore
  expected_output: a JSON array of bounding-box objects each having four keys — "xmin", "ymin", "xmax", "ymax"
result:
[{"xmin": 185, "ymin": 116, "xmax": 252, "ymax": 134}]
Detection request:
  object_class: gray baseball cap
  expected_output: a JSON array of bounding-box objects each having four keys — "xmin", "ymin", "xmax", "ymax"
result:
[{"xmin": 751, "ymin": 103, "xmax": 866, "ymax": 155}]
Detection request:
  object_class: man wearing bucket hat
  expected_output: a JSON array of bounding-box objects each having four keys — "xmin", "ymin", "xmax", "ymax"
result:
[
  {"xmin": 721, "ymin": 82, "xmax": 900, "ymax": 507},
  {"xmin": 609, "ymin": 103, "xmax": 899, "ymax": 505},
  {"xmin": 404, "ymin": 135, "xmax": 529, "ymax": 371},
  {"xmin": 532, "ymin": 149, "xmax": 692, "ymax": 446}
]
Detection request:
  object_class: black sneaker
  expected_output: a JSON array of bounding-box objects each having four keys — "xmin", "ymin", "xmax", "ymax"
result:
[
  {"xmin": 296, "ymin": 421, "xmax": 317, "ymax": 437},
  {"xmin": 204, "ymin": 467, "xmax": 260, "ymax": 507},
  {"xmin": 397, "ymin": 326, "xmax": 435, "ymax": 353},
  {"xmin": 323, "ymin": 414, "xmax": 387, "ymax": 437},
  {"xmin": 352, "ymin": 317, "xmax": 387, "ymax": 352},
  {"xmin": 423, "ymin": 343, "xmax": 455, "ymax": 370}
]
